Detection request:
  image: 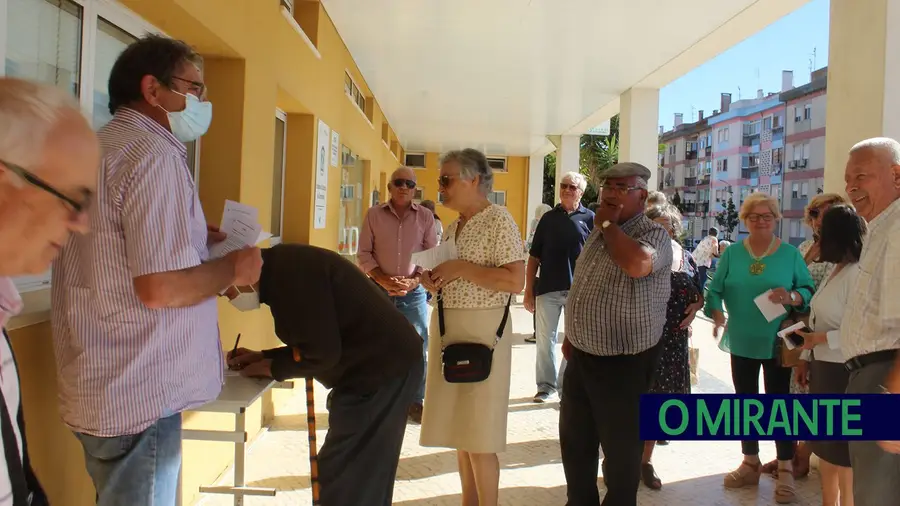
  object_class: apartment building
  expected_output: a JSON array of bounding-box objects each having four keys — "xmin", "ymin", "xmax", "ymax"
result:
[{"xmin": 659, "ymin": 68, "xmax": 828, "ymax": 246}]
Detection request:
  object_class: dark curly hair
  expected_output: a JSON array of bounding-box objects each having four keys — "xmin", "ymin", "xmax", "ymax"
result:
[
  {"xmin": 107, "ymin": 34, "xmax": 201, "ymax": 114},
  {"xmin": 818, "ymin": 204, "xmax": 866, "ymax": 264}
]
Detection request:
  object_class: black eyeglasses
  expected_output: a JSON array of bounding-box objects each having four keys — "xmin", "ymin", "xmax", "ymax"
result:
[
  {"xmin": 392, "ymin": 178, "xmax": 417, "ymax": 189},
  {"xmin": 170, "ymin": 75, "xmax": 206, "ymax": 96},
  {"xmin": 560, "ymin": 183, "xmax": 580, "ymax": 192},
  {"xmin": 1, "ymin": 159, "xmax": 92, "ymax": 214}
]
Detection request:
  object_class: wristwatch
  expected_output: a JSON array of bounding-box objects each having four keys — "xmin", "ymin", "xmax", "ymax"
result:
[
  {"xmin": 789, "ymin": 291, "xmax": 798, "ymax": 303},
  {"xmin": 601, "ymin": 220, "xmax": 612, "ymax": 230}
]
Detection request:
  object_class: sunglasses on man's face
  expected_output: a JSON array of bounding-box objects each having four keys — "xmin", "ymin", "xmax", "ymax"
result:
[
  {"xmin": 560, "ymin": 183, "xmax": 580, "ymax": 192},
  {"xmin": 392, "ymin": 178, "xmax": 416, "ymax": 189}
]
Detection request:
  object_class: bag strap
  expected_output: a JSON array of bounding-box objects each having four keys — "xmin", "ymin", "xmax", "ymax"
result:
[
  {"xmin": 0, "ymin": 334, "xmax": 29, "ymax": 506},
  {"xmin": 437, "ymin": 291, "xmax": 512, "ymax": 349}
]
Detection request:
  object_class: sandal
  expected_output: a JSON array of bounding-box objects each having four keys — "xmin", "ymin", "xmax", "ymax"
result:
[
  {"xmin": 792, "ymin": 446, "xmax": 811, "ymax": 478},
  {"xmin": 762, "ymin": 458, "xmax": 778, "ymax": 476},
  {"xmin": 723, "ymin": 461, "xmax": 761, "ymax": 489},
  {"xmin": 775, "ymin": 473, "xmax": 796, "ymax": 503},
  {"xmin": 641, "ymin": 463, "xmax": 662, "ymax": 490}
]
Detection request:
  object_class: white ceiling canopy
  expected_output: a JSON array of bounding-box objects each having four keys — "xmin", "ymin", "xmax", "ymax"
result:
[{"xmin": 322, "ymin": 0, "xmax": 809, "ymax": 156}]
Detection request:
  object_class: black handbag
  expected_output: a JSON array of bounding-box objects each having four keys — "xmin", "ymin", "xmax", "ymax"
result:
[{"xmin": 437, "ymin": 290, "xmax": 511, "ymax": 383}]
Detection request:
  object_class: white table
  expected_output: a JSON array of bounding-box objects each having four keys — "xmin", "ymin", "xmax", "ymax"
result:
[{"xmin": 180, "ymin": 374, "xmax": 294, "ymax": 505}]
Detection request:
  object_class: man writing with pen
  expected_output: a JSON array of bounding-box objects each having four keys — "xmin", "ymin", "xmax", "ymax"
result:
[{"xmin": 224, "ymin": 243, "xmax": 424, "ymax": 506}]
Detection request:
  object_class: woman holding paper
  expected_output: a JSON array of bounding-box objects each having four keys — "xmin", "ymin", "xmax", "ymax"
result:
[
  {"xmin": 794, "ymin": 204, "xmax": 866, "ymax": 506},
  {"xmin": 703, "ymin": 192, "xmax": 815, "ymax": 504}
]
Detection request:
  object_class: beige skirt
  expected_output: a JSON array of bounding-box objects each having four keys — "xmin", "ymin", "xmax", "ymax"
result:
[{"xmin": 419, "ymin": 305, "xmax": 513, "ymax": 454}]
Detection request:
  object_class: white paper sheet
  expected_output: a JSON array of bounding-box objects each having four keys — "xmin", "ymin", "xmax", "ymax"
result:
[
  {"xmin": 410, "ymin": 239, "xmax": 459, "ymax": 270},
  {"xmin": 754, "ymin": 290, "xmax": 787, "ymax": 322},
  {"xmin": 208, "ymin": 200, "xmax": 270, "ymax": 260}
]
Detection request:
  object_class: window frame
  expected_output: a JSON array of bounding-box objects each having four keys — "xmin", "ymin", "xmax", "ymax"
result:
[
  {"xmin": 488, "ymin": 190, "xmax": 506, "ymax": 206},
  {"xmin": 270, "ymin": 109, "xmax": 287, "ymax": 245}
]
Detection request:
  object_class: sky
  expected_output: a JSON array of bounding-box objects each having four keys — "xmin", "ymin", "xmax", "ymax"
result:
[{"xmin": 658, "ymin": 0, "xmax": 830, "ymax": 132}]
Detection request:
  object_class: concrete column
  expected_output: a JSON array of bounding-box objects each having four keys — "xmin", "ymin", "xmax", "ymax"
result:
[
  {"xmin": 556, "ymin": 134, "xmax": 580, "ymax": 204},
  {"xmin": 619, "ymin": 87, "xmax": 661, "ymax": 191},
  {"xmin": 526, "ymin": 154, "xmax": 545, "ymax": 228},
  {"xmin": 823, "ymin": 0, "xmax": 900, "ymax": 193}
]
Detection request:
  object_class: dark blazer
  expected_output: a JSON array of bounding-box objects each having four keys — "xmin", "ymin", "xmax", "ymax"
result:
[{"xmin": 1, "ymin": 331, "xmax": 48, "ymax": 506}]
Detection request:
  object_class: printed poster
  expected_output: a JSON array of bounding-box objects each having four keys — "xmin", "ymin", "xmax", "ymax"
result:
[
  {"xmin": 330, "ymin": 130, "xmax": 340, "ymax": 167},
  {"xmin": 315, "ymin": 120, "xmax": 330, "ymax": 229}
]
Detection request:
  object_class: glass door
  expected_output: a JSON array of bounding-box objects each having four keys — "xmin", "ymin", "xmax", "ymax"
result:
[{"xmin": 338, "ymin": 146, "xmax": 364, "ymax": 263}]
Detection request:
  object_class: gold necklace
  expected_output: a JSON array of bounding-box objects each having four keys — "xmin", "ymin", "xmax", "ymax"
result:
[{"xmin": 746, "ymin": 236, "xmax": 777, "ymax": 275}]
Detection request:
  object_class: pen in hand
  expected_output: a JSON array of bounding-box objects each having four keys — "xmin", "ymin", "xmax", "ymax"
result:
[{"xmin": 229, "ymin": 333, "xmax": 242, "ymax": 370}]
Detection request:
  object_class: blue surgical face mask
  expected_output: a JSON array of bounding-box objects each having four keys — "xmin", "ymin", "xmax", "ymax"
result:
[{"xmin": 159, "ymin": 91, "xmax": 212, "ymax": 142}]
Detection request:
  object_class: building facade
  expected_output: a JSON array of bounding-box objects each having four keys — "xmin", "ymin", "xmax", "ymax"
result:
[{"xmin": 659, "ymin": 68, "xmax": 828, "ymax": 247}]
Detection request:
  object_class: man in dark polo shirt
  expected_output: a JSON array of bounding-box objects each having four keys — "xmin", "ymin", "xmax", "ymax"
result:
[
  {"xmin": 524, "ymin": 171, "xmax": 594, "ymax": 403},
  {"xmin": 225, "ymin": 243, "xmax": 423, "ymax": 506}
]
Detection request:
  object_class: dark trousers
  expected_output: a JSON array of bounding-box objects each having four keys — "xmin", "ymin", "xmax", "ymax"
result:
[
  {"xmin": 319, "ymin": 360, "xmax": 422, "ymax": 506},
  {"xmin": 560, "ymin": 344, "xmax": 661, "ymax": 506},
  {"xmin": 697, "ymin": 265, "xmax": 709, "ymax": 290},
  {"xmin": 730, "ymin": 354, "xmax": 794, "ymax": 460}
]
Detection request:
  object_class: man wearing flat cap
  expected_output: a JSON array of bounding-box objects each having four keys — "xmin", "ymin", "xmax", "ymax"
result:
[{"xmin": 558, "ymin": 162, "xmax": 672, "ymax": 506}]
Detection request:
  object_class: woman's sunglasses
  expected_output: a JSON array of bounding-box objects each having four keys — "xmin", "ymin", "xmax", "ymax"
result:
[{"xmin": 808, "ymin": 208, "xmax": 820, "ymax": 219}]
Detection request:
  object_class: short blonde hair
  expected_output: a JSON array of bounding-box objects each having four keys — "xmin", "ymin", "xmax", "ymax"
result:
[
  {"xmin": 739, "ymin": 192, "xmax": 782, "ymax": 222},
  {"xmin": 804, "ymin": 193, "xmax": 848, "ymax": 228}
]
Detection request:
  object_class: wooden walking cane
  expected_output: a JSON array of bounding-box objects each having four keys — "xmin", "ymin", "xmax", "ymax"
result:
[{"xmin": 305, "ymin": 377, "xmax": 320, "ymax": 505}]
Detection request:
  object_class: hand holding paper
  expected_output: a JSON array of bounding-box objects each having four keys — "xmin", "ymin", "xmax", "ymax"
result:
[
  {"xmin": 209, "ymin": 200, "xmax": 273, "ymax": 259},
  {"xmin": 410, "ymin": 239, "xmax": 459, "ymax": 270},
  {"xmin": 754, "ymin": 289, "xmax": 787, "ymax": 322}
]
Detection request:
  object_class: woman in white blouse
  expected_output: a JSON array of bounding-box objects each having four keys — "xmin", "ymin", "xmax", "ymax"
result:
[{"xmin": 795, "ymin": 204, "xmax": 867, "ymax": 506}]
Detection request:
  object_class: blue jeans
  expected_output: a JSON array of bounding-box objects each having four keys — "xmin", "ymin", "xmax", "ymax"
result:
[
  {"xmin": 390, "ymin": 285, "xmax": 429, "ymax": 403},
  {"xmin": 75, "ymin": 413, "xmax": 182, "ymax": 506},
  {"xmin": 535, "ymin": 290, "xmax": 568, "ymax": 394}
]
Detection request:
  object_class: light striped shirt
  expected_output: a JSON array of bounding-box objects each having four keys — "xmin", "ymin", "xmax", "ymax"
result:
[
  {"xmin": 840, "ymin": 198, "xmax": 900, "ymax": 360},
  {"xmin": 566, "ymin": 214, "xmax": 672, "ymax": 356},
  {"xmin": 51, "ymin": 108, "xmax": 223, "ymax": 437},
  {"xmin": 0, "ymin": 278, "xmax": 23, "ymax": 504}
]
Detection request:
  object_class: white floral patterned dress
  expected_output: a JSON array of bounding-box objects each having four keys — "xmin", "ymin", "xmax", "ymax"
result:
[{"xmin": 420, "ymin": 204, "xmax": 525, "ymax": 454}]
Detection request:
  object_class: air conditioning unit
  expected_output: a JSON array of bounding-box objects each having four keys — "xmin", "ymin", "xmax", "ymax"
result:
[
  {"xmin": 487, "ymin": 157, "xmax": 508, "ymax": 172},
  {"xmin": 404, "ymin": 153, "xmax": 426, "ymax": 168},
  {"xmin": 280, "ymin": 0, "xmax": 294, "ymax": 14}
]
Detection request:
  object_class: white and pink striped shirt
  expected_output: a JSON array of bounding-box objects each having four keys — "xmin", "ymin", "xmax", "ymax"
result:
[{"xmin": 51, "ymin": 108, "xmax": 223, "ymax": 437}]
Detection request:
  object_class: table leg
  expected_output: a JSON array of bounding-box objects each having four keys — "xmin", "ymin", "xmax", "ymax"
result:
[{"xmin": 234, "ymin": 407, "xmax": 246, "ymax": 506}]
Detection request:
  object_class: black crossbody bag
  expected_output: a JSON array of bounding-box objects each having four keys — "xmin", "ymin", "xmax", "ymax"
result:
[{"xmin": 437, "ymin": 290, "xmax": 511, "ymax": 383}]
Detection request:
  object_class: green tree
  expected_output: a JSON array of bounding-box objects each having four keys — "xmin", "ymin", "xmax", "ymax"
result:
[
  {"xmin": 716, "ymin": 189, "xmax": 740, "ymax": 239},
  {"xmin": 542, "ymin": 115, "xmax": 620, "ymax": 207},
  {"xmin": 542, "ymin": 152, "xmax": 556, "ymax": 205}
]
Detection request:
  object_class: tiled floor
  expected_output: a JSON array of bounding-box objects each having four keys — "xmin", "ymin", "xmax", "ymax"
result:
[{"xmin": 197, "ymin": 301, "xmax": 824, "ymax": 505}]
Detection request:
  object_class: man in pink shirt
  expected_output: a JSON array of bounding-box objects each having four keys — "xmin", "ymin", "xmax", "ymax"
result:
[{"xmin": 358, "ymin": 167, "xmax": 436, "ymax": 422}]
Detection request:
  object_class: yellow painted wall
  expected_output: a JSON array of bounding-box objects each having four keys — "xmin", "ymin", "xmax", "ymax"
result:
[
  {"xmin": 411, "ymin": 152, "xmax": 530, "ymax": 238},
  {"xmin": 6, "ymin": 1, "xmax": 405, "ymax": 505}
]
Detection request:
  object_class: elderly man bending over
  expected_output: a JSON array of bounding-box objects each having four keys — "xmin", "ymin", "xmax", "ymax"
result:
[{"xmin": 0, "ymin": 78, "xmax": 100, "ymax": 506}]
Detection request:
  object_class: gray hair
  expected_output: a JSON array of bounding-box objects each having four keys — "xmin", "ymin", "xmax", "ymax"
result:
[
  {"xmin": 0, "ymin": 78, "xmax": 81, "ymax": 169},
  {"xmin": 646, "ymin": 191, "xmax": 667, "ymax": 207},
  {"xmin": 645, "ymin": 203, "xmax": 683, "ymax": 237},
  {"xmin": 849, "ymin": 137, "xmax": 900, "ymax": 164},
  {"xmin": 561, "ymin": 171, "xmax": 587, "ymax": 192},
  {"xmin": 440, "ymin": 148, "xmax": 493, "ymax": 195},
  {"xmin": 534, "ymin": 203, "xmax": 552, "ymax": 220}
]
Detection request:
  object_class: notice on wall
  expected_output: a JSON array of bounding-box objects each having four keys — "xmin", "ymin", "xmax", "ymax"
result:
[
  {"xmin": 330, "ymin": 130, "xmax": 340, "ymax": 167},
  {"xmin": 314, "ymin": 120, "xmax": 331, "ymax": 229}
]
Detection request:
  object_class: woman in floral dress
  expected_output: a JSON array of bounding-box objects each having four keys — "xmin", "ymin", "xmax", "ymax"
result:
[{"xmin": 640, "ymin": 204, "xmax": 703, "ymax": 489}]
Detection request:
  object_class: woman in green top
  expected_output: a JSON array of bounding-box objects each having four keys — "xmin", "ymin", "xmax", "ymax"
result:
[{"xmin": 703, "ymin": 192, "xmax": 815, "ymax": 505}]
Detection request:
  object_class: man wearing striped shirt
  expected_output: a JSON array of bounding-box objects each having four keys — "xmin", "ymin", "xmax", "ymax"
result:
[
  {"xmin": 51, "ymin": 36, "xmax": 262, "ymax": 506},
  {"xmin": 559, "ymin": 163, "xmax": 672, "ymax": 506},
  {"xmin": 840, "ymin": 137, "xmax": 900, "ymax": 505}
]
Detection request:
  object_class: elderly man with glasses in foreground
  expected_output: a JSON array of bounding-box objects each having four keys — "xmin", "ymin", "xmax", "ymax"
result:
[
  {"xmin": 559, "ymin": 162, "xmax": 672, "ymax": 506},
  {"xmin": 0, "ymin": 78, "xmax": 100, "ymax": 506}
]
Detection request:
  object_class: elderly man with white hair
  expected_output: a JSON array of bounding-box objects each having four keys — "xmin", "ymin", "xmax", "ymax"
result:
[
  {"xmin": 0, "ymin": 78, "xmax": 100, "ymax": 506},
  {"xmin": 524, "ymin": 171, "xmax": 594, "ymax": 403},
  {"xmin": 840, "ymin": 137, "xmax": 900, "ymax": 505}
]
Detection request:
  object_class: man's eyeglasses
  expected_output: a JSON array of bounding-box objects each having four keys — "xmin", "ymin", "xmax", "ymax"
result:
[
  {"xmin": 598, "ymin": 184, "xmax": 643, "ymax": 196},
  {"xmin": 1, "ymin": 159, "xmax": 92, "ymax": 214},
  {"xmin": 392, "ymin": 178, "xmax": 417, "ymax": 189},
  {"xmin": 560, "ymin": 183, "xmax": 580, "ymax": 192},
  {"xmin": 170, "ymin": 75, "xmax": 206, "ymax": 96},
  {"xmin": 747, "ymin": 213, "xmax": 775, "ymax": 223}
]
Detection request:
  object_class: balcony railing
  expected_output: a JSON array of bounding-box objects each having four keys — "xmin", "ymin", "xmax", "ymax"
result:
[
  {"xmin": 788, "ymin": 159, "xmax": 809, "ymax": 170},
  {"xmin": 791, "ymin": 197, "xmax": 809, "ymax": 209},
  {"xmin": 772, "ymin": 124, "xmax": 784, "ymax": 132},
  {"xmin": 741, "ymin": 168, "xmax": 759, "ymax": 179},
  {"xmin": 697, "ymin": 175, "xmax": 711, "ymax": 185},
  {"xmin": 685, "ymin": 150, "xmax": 698, "ymax": 160},
  {"xmin": 697, "ymin": 203, "xmax": 710, "ymax": 213},
  {"xmin": 704, "ymin": 146, "xmax": 712, "ymax": 157},
  {"xmin": 684, "ymin": 176, "xmax": 697, "ymax": 186}
]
